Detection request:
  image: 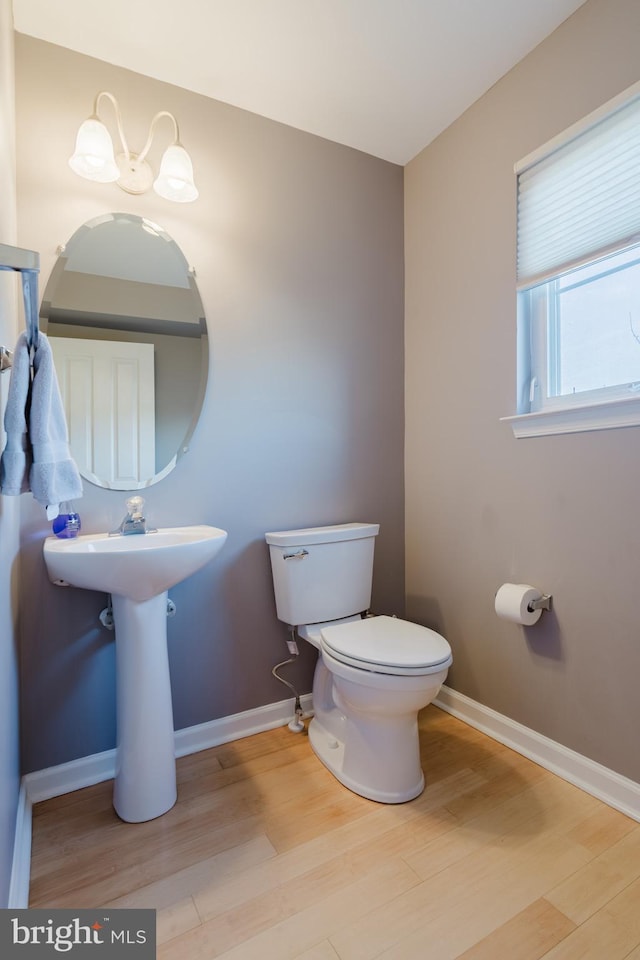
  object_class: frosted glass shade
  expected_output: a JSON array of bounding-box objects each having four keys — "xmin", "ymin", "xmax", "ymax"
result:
[
  {"xmin": 69, "ymin": 118, "xmax": 119, "ymax": 183},
  {"xmin": 153, "ymin": 144, "xmax": 199, "ymax": 202}
]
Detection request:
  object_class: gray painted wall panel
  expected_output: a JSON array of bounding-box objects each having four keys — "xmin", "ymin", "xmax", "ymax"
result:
[
  {"xmin": 405, "ymin": 0, "xmax": 640, "ymax": 782},
  {"xmin": 15, "ymin": 36, "xmax": 405, "ymax": 773}
]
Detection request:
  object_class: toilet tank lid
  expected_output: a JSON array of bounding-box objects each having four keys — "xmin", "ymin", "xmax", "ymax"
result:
[{"xmin": 265, "ymin": 522, "xmax": 379, "ymax": 547}]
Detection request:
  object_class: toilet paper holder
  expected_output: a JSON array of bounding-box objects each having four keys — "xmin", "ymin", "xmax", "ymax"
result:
[{"xmin": 527, "ymin": 594, "xmax": 552, "ymax": 613}]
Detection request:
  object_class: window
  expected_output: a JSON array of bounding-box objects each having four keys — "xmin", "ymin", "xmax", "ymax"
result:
[{"xmin": 504, "ymin": 81, "xmax": 640, "ymax": 438}]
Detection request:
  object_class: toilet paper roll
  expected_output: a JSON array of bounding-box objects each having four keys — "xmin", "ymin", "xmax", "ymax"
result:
[{"xmin": 494, "ymin": 583, "xmax": 542, "ymax": 626}]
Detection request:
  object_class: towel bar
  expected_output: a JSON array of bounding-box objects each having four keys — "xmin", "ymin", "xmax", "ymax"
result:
[
  {"xmin": 0, "ymin": 243, "xmax": 41, "ymax": 352},
  {"xmin": 0, "ymin": 242, "xmax": 39, "ymax": 273}
]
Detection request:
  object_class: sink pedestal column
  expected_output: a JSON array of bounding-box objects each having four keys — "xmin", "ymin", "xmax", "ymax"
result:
[{"xmin": 112, "ymin": 591, "xmax": 177, "ymax": 822}]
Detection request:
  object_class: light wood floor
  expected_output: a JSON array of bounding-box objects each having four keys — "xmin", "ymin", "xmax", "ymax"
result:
[{"xmin": 29, "ymin": 706, "xmax": 640, "ymax": 960}]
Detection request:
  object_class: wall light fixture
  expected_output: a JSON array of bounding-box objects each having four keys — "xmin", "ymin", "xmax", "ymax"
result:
[{"xmin": 69, "ymin": 91, "xmax": 199, "ymax": 203}]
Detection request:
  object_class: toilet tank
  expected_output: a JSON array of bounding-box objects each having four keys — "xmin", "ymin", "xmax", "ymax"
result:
[{"xmin": 265, "ymin": 522, "xmax": 380, "ymax": 626}]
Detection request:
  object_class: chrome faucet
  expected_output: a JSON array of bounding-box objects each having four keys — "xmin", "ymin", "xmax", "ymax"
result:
[{"xmin": 111, "ymin": 496, "xmax": 155, "ymax": 536}]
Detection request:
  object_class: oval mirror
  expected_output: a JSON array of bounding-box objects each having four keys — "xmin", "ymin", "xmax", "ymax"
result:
[{"xmin": 40, "ymin": 213, "xmax": 208, "ymax": 490}]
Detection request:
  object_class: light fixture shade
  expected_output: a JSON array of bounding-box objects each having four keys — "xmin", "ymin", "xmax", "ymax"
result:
[
  {"xmin": 153, "ymin": 144, "xmax": 199, "ymax": 202},
  {"xmin": 69, "ymin": 118, "xmax": 120, "ymax": 183}
]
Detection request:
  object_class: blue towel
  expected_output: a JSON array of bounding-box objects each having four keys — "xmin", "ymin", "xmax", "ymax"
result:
[
  {"xmin": 0, "ymin": 332, "xmax": 32, "ymax": 495},
  {"xmin": 29, "ymin": 333, "xmax": 83, "ymax": 518},
  {"xmin": 0, "ymin": 331, "xmax": 83, "ymax": 518}
]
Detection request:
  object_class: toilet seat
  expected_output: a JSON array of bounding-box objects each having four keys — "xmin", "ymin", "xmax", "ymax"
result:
[{"xmin": 320, "ymin": 615, "xmax": 452, "ymax": 677}]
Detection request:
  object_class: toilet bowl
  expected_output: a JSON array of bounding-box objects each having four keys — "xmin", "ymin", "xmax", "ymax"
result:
[
  {"xmin": 300, "ymin": 615, "xmax": 452, "ymax": 803},
  {"xmin": 265, "ymin": 522, "xmax": 453, "ymax": 803}
]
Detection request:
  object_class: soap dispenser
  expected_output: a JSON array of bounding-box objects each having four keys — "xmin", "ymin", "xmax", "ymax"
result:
[{"xmin": 52, "ymin": 502, "xmax": 82, "ymax": 539}]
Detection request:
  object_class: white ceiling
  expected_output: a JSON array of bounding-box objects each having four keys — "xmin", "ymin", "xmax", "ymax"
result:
[{"xmin": 13, "ymin": 0, "xmax": 587, "ymax": 165}]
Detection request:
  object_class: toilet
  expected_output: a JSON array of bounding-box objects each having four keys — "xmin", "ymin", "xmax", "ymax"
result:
[{"xmin": 265, "ymin": 522, "xmax": 452, "ymax": 803}]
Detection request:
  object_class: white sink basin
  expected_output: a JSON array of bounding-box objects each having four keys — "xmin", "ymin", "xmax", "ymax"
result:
[{"xmin": 44, "ymin": 524, "xmax": 228, "ymax": 602}]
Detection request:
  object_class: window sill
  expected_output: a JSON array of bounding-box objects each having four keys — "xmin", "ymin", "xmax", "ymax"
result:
[{"xmin": 501, "ymin": 394, "xmax": 640, "ymax": 438}]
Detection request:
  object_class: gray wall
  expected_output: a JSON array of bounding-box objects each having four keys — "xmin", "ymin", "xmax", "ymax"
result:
[
  {"xmin": 405, "ymin": 0, "xmax": 640, "ymax": 782},
  {"xmin": 15, "ymin": 36, "xmax": 405, "ymax": 773},
  {"xmin": 0, "ymin": 0, "xmax": 21, "ymax": 906}
]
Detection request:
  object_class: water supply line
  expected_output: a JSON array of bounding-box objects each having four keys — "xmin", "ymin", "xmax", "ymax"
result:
[{"xmin": 272, "ymin": 626, "xmax": 305, "ymax": 732}]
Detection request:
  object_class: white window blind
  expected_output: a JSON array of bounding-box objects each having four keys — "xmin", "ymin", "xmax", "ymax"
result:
[{"xmin": 516, "ymin": 83, "xmax": 640, "ymax": 290}]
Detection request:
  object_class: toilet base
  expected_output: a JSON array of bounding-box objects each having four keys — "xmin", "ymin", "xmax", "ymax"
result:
[
  {"xmin": 308, "ymin": 715, "xmax": 425, "ymax": 804},
  {"xmin": 307, "ymin": 648, "xmax": 449, "ymax": 804}
]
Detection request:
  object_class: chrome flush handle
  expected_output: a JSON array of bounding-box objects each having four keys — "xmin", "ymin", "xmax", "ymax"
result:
[{"xmin": 283, "ymin": 549, "xmax": 309, "ymax": 560}]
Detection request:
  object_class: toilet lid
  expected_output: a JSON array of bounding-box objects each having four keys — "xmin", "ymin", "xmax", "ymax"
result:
[{"xmin": 320, "ymin": 615, "xmax": 452, "ymax": 676}]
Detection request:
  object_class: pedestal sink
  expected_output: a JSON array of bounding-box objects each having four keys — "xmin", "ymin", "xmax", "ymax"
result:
[{"xmin": 43, "ymin": 525, "xmax": 227, "ymax": 822}]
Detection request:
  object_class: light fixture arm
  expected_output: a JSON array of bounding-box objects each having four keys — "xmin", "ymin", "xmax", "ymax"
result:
[
  {"xmin": 138, "ymin": 111, "xmax": 181, "ymax": 163},
  {"xmin": 93, "ymin": 90, "xmax": 132, "ymax": 162}
]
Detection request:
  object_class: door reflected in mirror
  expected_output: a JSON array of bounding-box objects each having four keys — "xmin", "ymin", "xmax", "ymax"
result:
[{"xmin": 41, "ymin": 213, "xmax": 208, "ymax": 490}]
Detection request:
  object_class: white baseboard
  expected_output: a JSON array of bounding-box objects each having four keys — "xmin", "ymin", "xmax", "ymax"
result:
[
  {"xmin": 23, "ymin": 693, "xmax": 313, "ymax": 804},
  {"xmin": 434, "ymin": 685, "xmax": 640, "ymax": 822},
  {"xmin": 173, "ymin": 693, "xmax": 313, "ymax": 758},
  {"xmin": 24, "ymin": 749, "xmax": 118, "ymax": 805},
  {"xmin": 8, "ymin": 783, "xmax": 32, "ymax": 908}
]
